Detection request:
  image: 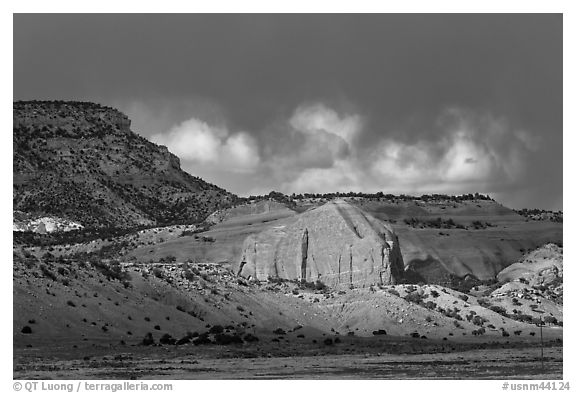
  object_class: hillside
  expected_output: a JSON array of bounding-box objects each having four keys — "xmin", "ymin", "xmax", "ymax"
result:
[
  {"xmin": 13, "ymin": 101, "xmax": 237, "ymax": 228},
  {"xmin": 349, "ymin": 198, "xmax": 562, "ymax": 283}
]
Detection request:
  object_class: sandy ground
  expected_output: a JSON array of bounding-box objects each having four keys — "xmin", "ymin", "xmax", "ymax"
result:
[{"xmin": 14, "ymin": 345, "xmax": 562, "ymax": 380}]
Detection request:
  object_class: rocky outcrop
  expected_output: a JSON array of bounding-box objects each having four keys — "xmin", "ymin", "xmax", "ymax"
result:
[
  {"xmin": 497, "ymin": 243, "xmax": 563, "ymax": 286},
  {"xmin": 236, "ymin": 200, "xmax": 404, "ymax": 288},
  {"xmin": 13, "ymin": 101, "xmax": 237, "ymax": 228}
]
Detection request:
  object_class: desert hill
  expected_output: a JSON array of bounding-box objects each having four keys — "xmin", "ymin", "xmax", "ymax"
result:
[
  {"xmin": 13, "ymin": 243, "xmax": 562, "ymax": 353},
  {"xmin": 97, "ymin": 195, "xmax": 561, "ymax": 289},
  {"xmin": 347, "ymin": 198, "xmax": 562, "ymax": 283},
  {"xmin": 13, "ymin": 101, "xmax": 237, "ymax": 228}
]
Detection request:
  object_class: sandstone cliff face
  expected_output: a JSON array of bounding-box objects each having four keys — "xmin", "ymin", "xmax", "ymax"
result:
[{"xmin": 236, "ymin": 200, "xmax": 404, "ymax": 288}]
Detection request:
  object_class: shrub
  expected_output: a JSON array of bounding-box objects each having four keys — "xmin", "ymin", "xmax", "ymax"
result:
[
  {"xmin": 183, "ymin": 269, "xmax": 195, "ymax": 281},
  {"xmin": 40, "ymin": 264, "xmax": 57, "ymax": 281},
  {"xmin": 372, "ymin": 329, "xmax": 387, "ymax": 336},
  {"xmin": 388, "ymin": 288, "xmax": 400, "ymax": 296},
  {"xmin": 176, "ymin": 336, "xmax": 191, "ymax": 345},
  {"xmin": 209, "ymin": 325, "xmax": 224, "ymax": 334},
  {"xmin": 424, "ymin": 301, "xmax": 437, "ymax": 310},
  {"xmin": 193, "ymin": 334, "xmax": 212, "ymax": 346},
  {"xmin": 214, "ymin": 333, "xmax": 243, "ymax": 345},
  {"xmin": 489, "ymin": 305, "xmax": 507, "ymax": 316},
  {"xmin": 273, "ymin": 328, "xmax": 286, "ymax": 335},
  {"xmin": 153, "ymin": 325, "xmax": 161, "ymax": 330},
  {"xmin": 314, "ymin": 280, "xmax": 327, "ymax": 291},
  {"xmin": 67, "ymin": 300, "xmax": 76, "ymax": 307},
  {"xmin": 410, "ymin": 332, "xmax": 420, "ymax": 338},
  {"xmin": 244, "ymin": 333, "xmax": 259, "ymax": 342},
  {"xmin": 323, "ymin": 338, "xmax": 333, "ymax": 345},
  {"xmin": 152, "ymin": 267, "xmax": 164, "ymax": 279},
  {"xmin": 141, "ymin": 332, "xmax": 154, "ymax": 346},
  {"xmin": 543, "ymin": 316, "xmax": 558, "ymax": 325},
  {"xmin": 21, "ymin": 326, "xmax": 32, "ymax": 334},
  {"xmin": 159, "ymin": 334, "xmax": 176, "ymax": 345}
]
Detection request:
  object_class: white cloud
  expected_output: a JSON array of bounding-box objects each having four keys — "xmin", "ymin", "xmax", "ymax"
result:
[
  {"xmin": 278, "ymin": 106, "xmax": 538, "ymax": 197},
  {"xmin": 289, "ymin": 103, "xmax": 363, "ymax": 144},
  {"xmin": 151, "ymin": 117, "xmax": 260, "ymax": 173}
]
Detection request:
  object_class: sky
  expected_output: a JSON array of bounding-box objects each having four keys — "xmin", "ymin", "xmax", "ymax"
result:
[{"xmin": 13, "ymin": 14, "xmax": 563, "ymax": 210}]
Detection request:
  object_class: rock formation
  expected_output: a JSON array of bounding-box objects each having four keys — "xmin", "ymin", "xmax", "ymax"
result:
[
  {"xmin": 13, "ymin": 101, "xmax": 237, "ymax": 228},
  {"xmin": 497, "ymin": 243, "xmax": 563, "ymax": 286},
  {"xmin": 236, "ymin": 200, "xmax": 404, "ymax": 288}
]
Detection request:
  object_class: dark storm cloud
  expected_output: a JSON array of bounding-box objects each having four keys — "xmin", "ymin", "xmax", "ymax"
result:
[{"xmin": 13, "ymin": 14, "xmax": 562, "ymax": 209}]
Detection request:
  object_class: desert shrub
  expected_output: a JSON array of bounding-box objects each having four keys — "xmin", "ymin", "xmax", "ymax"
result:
[
  {"xmin": 141, "ymin": 332, "xmax": 155, "ymax": 346},
  {"xmin": 40, "ymin": 264, "xmax": 57, "ymax": 281},
  {"xmin": 372, "ymin": 329, "xmax": 387, "ymax": 336},
  {"xmin": 530, "ymin": 332, "xmax": 536, "ymax": 336},
  {"xmin": 176, "ymin": 305, "xmax": 186, "ymax": 313},
  {"xmin": 67, "ymin": 300, "xmax": 76, "ymax": 307},
  {"xmin": 459, "ymin": 294, "xmax": 469, "ymax": 302},
  {"xmin": 183, "ymin": 269, "xmax": 195, "ymax": 281},
  {"xmin": 477, "ymin": 298, "xmax": 491, "ymax": 308},
  {"xmin": 430, "ymin": 290, "xmax": 440, "ymax": 298},
  {"xmin": 501, "ymin": 330, "xmax": 510, "ymax": 337},
  {"xmin": 209, "ymin": 325, "xmax": 224, "ymax": 334},
  {"xmin": 472, "ymin": 315, "xmax": 487, "ymax": 326},
  {"xmin": 514, "ymin": 330, "xmax": 522, "ymax": 336},
  {"xmin": 57, "ymin": 266, "xmax": 69, "ymax": 276},
  {"xmin": 152, "ymin": 267, "xmax": 164, "ymax": 279},
  {"xmin": 315, "ymin": 280, "xmax": 327, "ymax": 291},
  {"xmin": 489, "ymin": 305, "xmax": 507, "ymax": 316},
  {"xmin": 410, "ymin": 332, "xmax": 420, "ymax": 338},
  {"xmin": 144, "ymin": 316, "xmax": 151, "ymax": 322},
  {"xmin": 159, "ymin": 334, "xmax": 176, "ymax": 345},
  {"xmin": 404, "ymin": 291, "xmax": 425, "ymax": 304},
  {"xmin": 236, "ymin": 305, "xmax": 245, "ymax": 312},
  {"xmin": 388, "ymin": 288, "xmax": 400, "ymax": 296},
  {"xmin": 175, "ymin": 336, "xmax": 191, "ymax": 345},
  {"xmin": 214, "ymin": 333, "xmax": 243, "ymax": 345},
  {"xmin": 273, "ymin": 328, "xmax": 286, "ymax": 335},
  {"xmin": 323, "ymin": 338, "xmax": 333, "ymax": 345},
  {"xmin": 543, "ymin": 316, "xmax": 558, "ymax": 325},
  {"xmin": 424, "ymin": 301, "xmax": 437, "ymax": 310},
  {"xmin": 453, "ymin": 320, "xmax": 462, "ymax": 328},
  {"xmin": 425, "ymin": 316, "xmax": 433, "ymax": 322},
  {"xmin": 334, "ymin": 337, "xmax": 341, "ymax": 343},
  {"xmin": 21, "ymin": 326, "xmax": 32, "ymax": 334},
  {"xmin": 153, "ymin": 325, "xmax": 161, "ymax": 330},
  {"xmin": 243, "ymin": 333, "xmax": 259, "ymax": 343},
  {"xmin": 193, "ymin": 334, "xmax": 212, "ymax": 346},
  {"xmin": 90, "ymin": 259, "xmax": 130, "ymax": 283}
]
